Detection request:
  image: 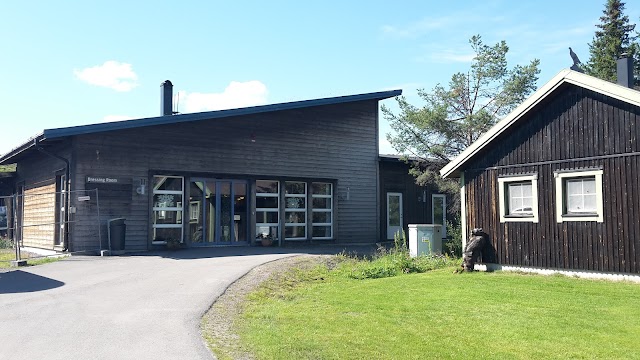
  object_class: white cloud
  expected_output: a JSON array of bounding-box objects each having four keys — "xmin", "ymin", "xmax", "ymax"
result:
[
  {"xmin": 103, "ymin": 115, "xmax": 133, "ymax": 122},
  {"xmin": 74, "ymin": 61, "xmax": 139, "ymax": 92},
  {"xmin": 177, "ymin": 81, "xmax": 268, "ymax": 113}
]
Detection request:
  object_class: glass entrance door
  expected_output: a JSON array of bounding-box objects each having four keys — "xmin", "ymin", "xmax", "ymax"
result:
[
  {"xmin": 386, "ymin": 192, "xmax": 403, "ymax": 240},
  {"xmin": 189, "ymin": 179, "xmax": 247, "ymax": 245},
  {"xmin": 432, "ymin": 194, "xmax": 446, "ymax": 240}
]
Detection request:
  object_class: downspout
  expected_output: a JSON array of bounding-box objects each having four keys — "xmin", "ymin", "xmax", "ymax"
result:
[{"xmin": 34, "ymin": 138, "xmax": 70, "ymax": 251}]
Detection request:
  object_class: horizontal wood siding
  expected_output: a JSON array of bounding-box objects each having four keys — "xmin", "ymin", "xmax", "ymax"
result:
[
  {"xmin": 13, "ymin": 144, "xmax": 71, "ymax": 249},
  {"xmin": 464, "ymin": 84, "xmax": 640, "ymax": 274},
  {"xmin": 72, "ymin": 101, "xmax": 380, "ymax": 250}
]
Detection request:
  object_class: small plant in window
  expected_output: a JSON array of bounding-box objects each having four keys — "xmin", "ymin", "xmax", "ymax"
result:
[
  {"xmin": 166, "ymin": 237, "xmax": 182, "ymax": 250},
  {"xmin": 258, "ymin": 233, "xmax": 274, "ymax": 247}
]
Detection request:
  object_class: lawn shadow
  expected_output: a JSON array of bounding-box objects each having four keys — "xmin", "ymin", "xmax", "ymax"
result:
[{"xmin": 0, "ymin": 270, "xmax": 65, "ymax": 294}]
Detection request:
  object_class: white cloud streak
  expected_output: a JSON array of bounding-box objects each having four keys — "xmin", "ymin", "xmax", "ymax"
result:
[
  {"xmin": 177, "ymin": 81, "xmax": 268, "ymax": 113},
  {"xmin": 74, "ymin": 61, "xmax": 139, "ymax": 92}
]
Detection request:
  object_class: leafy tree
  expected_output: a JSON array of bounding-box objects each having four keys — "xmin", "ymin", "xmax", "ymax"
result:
[
  {"xmin": 584, "ymin": 0, "xmax": 638, "ymax": 84},
  {"xmin": 382, "ymin": 35, "xmax": 539, "ymax": 221},
  {"xmin": 382, "ymin": 35, "xmax": 539, "ymax": 191}
]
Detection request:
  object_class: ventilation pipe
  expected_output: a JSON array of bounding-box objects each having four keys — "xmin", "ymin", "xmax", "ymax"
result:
[
  {"xmin": 616, "ymin": 56, "xmax": 634, "ymax": 88},
  {"xmin": 161, "ymin": 80, "xmax": 173, "ymax": 116}
]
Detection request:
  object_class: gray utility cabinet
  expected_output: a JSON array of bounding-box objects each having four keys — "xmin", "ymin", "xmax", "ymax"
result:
[{"xmin": 408, "ymin": 224, "xmax": 442, "ymax": 257}]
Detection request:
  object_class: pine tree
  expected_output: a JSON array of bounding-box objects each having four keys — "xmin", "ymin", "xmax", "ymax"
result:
[{"xmin": 585, "ymin": 0, "xmax": 637, "ymax": 84}]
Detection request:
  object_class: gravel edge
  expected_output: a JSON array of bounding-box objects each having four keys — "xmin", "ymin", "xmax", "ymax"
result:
[{"xmin": 201, "ymin": 254, "xmax": 331, "ymax": 360}]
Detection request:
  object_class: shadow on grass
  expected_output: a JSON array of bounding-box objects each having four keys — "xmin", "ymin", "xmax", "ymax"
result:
[{"xmin": 0, "ymin": 270, "xmax": 65, "ymax": 294}]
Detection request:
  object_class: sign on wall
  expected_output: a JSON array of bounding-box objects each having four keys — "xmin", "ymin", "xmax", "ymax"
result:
[{"xmin": 86, "ymin": 176, "xmax": 132, "ymax": 185}]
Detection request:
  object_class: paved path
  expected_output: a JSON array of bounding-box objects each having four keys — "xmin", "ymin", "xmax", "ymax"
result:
[{"xmin": 0, "ymin": 246, "xmax": 372, "ymax": 360}]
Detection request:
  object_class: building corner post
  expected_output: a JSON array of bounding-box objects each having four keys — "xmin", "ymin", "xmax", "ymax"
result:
[{"xmin": 460, "ymin": 172, "xmax": 467, "ymax": 250}]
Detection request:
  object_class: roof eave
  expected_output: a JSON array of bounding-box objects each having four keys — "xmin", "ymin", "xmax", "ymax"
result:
[
  {"xmin": 43, "ymin": 89, "xmax": 403, "ymax": 140},
  {"xmin": 440, "ymin": 69, "xmax": 640, "ymax": 179},
  {"xmin": 0, "ymin": 133, "xmax": 44, "ymax": 165}
]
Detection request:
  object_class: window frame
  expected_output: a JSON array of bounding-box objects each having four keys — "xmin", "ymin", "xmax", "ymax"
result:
[
  {"xmin": 498, "ymin": 174, "xmax": 539, "ymax": 223},
  {"xmin": 311, "ymin": 182, "xmax": 333, "ymax": 239},
  {"xmin": 555, "ymin": 169, "xmax": 603, "ymax": 223},
  {"xmin": 255, "ymin": 180, "xmax": 280, "ymax": 241},
  {"xmin": 152, "ymin": 175, "xmax": 185, "ymax": 244},
  {"xmin": 284, "ymin": 181, "xmax": 307, "ymax": 240}
]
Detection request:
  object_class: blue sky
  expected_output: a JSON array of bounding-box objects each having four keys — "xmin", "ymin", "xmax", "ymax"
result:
[{"xmin": 1, "ymin": 1, "xmax": 638, "ymax": 156}]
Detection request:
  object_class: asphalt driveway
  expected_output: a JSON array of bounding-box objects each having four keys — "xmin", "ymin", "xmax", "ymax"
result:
[{"xmin": 0, "ymin": 245, "xmax": 373, "ymax": 360}]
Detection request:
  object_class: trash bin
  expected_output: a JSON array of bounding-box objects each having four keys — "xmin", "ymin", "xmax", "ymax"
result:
[
  {"xmin": 408, "ymin": 224, "xmax": 442, "ymax": 257},
  {"xmin": 108, "ymin": 218, "xmax": 126, "ymax": 251}
]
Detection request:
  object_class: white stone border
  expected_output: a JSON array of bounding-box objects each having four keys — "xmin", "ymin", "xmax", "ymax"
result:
[
  {"xmin": 474, "ymin": 263, "xmax": 640, "ymax": 283},
  {"xmin": 21, "ymin": 246, "xmax": 64, "ymax": 257}
]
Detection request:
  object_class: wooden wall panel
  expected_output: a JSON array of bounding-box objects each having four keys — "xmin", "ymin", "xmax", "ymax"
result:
[
  {"xmin": 463, "ymin": 84, "xmax": 640, "ymax": 274},
  {"xmin": 378, "ymin": 159, "xmax": 439, "ymax": 240},
  {"xmin": 71, "ymin": 101, "xmax": 381, "ymax": 250}
]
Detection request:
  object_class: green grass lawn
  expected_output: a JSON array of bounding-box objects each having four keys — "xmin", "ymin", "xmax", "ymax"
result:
[
  {"xmin": 0, "ymin": 248, "xmax": 62, "ymax": 268},
  {"xmin": 237, "ymin": 266, "xmax": 640, "ymax": 360}
]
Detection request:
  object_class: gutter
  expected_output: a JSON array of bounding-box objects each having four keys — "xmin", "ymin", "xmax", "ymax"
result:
[{"xmin": 34, "ymin": 138, "xmax": 70, "ymax": 251}]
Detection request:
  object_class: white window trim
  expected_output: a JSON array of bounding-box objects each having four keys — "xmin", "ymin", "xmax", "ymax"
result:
[
  {"xmin": 312, "ymin": 183, "xmax": 333, "ymax": 239},
  {"xmin": 285, "ymin": 182, "xmax": 307, "ymax": 240},
  {"xmin": 256, "ymin": 180, "xmax": 280, "ymax": 241},
  {"xmin": 555, "ymin": 170, "xmax": 603, "ymax": 223},
  {"xmin": 189, "ymin": 201, "xmax": 200, "ymax": 222},
  {"xmin": 152, "ymin": 175, "xmax": 184, "ymax": 243},
  {"xmin": 498, "ymin": 175, "xmax": 539, "ymax": 223}
]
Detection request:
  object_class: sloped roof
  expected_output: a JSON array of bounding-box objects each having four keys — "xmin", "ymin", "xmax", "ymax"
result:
[
  {"xmin": 0, "ymin": 89, "xmax": 401, "ymax": 164},
  {"xmin": 440, "ymin": 69, "xmax": 640, "ymax": 178}
]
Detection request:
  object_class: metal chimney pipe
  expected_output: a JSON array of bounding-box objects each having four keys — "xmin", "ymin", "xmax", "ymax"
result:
[
  {"xmin": 161, "ymin": 80, "xmax": 173, "ymax": 116},
  {"xmin": 616, "ymin": 57, "xmax": 633, "ymax": 88}
]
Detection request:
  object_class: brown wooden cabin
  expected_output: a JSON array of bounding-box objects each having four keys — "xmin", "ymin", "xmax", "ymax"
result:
[
  {"xmin": 378, "ymin": 155, "xmax": 448, "ymax": 242},
  {"xmin": 0, "ymin": 84, "xmax": 401, "ymax": 252},
  {"xmin": 441, "ymin": 65, "xmax": 640, "ymax": 275}
]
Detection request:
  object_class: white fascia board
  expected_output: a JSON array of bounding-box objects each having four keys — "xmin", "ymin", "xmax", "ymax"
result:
[{"xmin": 440, "ymin": 69, "xmax": 640, "ymax": 179}]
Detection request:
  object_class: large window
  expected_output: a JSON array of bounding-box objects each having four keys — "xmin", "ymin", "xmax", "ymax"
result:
[
  {"xmin": 311, "ymin": 182, "xmax": 333, "ymax": 239},
  {"xmin": 152, "ymin": 176, "xmax": 184, "ymax": 244},
  {"xmin": 285, "ymin": 182, "xmax": 307, "ymax": 240},
  {"xmin": 498, "ymin": 175, "xmax": 538, "ymax": 223},
  {"xmin": 555, "ymin": 170, "xmax": 603, "ymax": 222},
  {"xmin": 256, "ymin": 180, "xmax": 279, "ymax": 242}
]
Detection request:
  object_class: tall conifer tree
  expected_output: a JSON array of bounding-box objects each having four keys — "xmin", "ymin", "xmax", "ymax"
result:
[{"xmin": 585, "ymin": 0, "xmax": 637, "ymax": 84}]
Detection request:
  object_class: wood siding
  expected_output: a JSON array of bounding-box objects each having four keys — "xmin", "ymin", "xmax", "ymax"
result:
[
  {"xmin": 379, "ymin": 160, "xmax": 439, "ymax": 239},
  {"xmin": 464, "ymin": 84, "xmax": 640, "ymax": 274},
  {"xmin": 70, "ymin": 101, "xmax": 380, "ymax": 250},
  {"xmin": 13, "ymin": 144, "xmax": 70, "ymax": 249}
]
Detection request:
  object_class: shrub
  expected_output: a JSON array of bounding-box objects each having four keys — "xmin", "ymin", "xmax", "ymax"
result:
[
  {"xmin": 444, "ymin": 219, "xmax": 463, "ymax": 257},
  {"xmin": 338, "ymin": 230, "xmax": 459, "ymax": 280},
  {"xmin": 0, "ymin": 236, "xmax": 12, "ymax": 249}
]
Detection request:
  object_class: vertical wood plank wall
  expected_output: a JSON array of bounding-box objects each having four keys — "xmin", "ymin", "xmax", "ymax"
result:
[{"xmin": 464, "ymin": 84, "xmax": 640, "ymax": 274}]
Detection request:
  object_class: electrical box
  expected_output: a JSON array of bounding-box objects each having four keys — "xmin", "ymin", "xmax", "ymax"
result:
[{"xmin": 408, "ymin": 224, "xmax": 443, "ymax": 257}]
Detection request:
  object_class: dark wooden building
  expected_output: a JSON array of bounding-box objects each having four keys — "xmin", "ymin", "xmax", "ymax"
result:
[
  {"xmin": 379, "ymin": 155, "xmax": 447, "ymax": 241},
  {"xmin": 441, "ymin": 68, "xmax": 640, "ymax": 275},
  {"xmin": 0, "ymin": 84, "xmax": 401, "ymax": 252}
]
